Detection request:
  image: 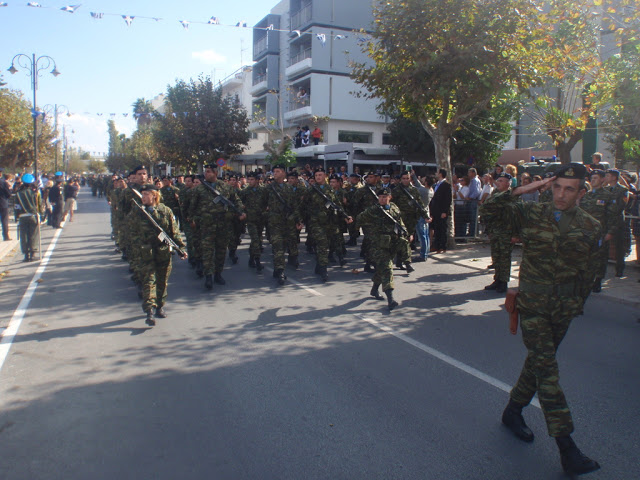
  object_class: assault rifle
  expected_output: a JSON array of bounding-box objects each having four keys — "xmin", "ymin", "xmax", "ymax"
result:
[
  {"xmin": 132, "ymin": 189, "xmax": 186, "ymax": 256},
  {"xmin": 379, "ymin": 205, "xmax": 409, "ymax": 237},
  {"xmin": 301, "ymin": 178, "xmax": 350, "ymax": 220},
  {"xmin": 269, "ymin": 182, "xmax": 293, "ymax": 216},
  {"xmin": 202, "ymin": 180, "xmax": 243, "ymax": 216},
  {"xmin": 398, "ymin": 185, "xmax": 430, "ymax": 219}
]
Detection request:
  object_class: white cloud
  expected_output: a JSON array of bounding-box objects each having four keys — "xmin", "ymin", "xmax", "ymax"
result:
[{"xmin": 192, "ymin": 49, "xmax": 227, "ymax": 65}]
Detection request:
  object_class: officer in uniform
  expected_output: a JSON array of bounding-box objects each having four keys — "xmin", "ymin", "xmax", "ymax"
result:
[
  {"xmin": 354, "ymin": 172, "xmax": 381, "ymax": 272},
  {"xmin": 579, "ymin": 169, "xmax": 615, "ymax": 292},
  {"xmin": 239, "ymin": 171, "xmax": 268, "ymax": 272},
  {"xmin": 187, "ymin": 164, "xmax": 245, "ymax": 290},
  {"xmin": 119, "ymin": 166, "xmax": 149, "ymax": 290},
  {"xmin": 15, "ymin": 174, "xmax": 43, "ymax": 262},
  {"xmin": 345, "ymin": 173, "xmax": 362, "ymax": 246},
  {"xmin": 128, "ymin": 184, "xmax": 186, "ymax": 325},
  {"xmin": 500, "ymin": 164, "xmax": 601, "ymax": 477},
  {"xmin": 265, "ymin": 164, "xmax": 301, "ymax": 285},
  {"xmin": 356, "ymin": 187, "xmax": 410, "ymax": 310},
  {"xmin": 392, "ymin": 171, "xmax": 429, "ymax": 273},
  {"xmin": 605, "ymin": 169, "xmax": 630, "ymax": 277},
  {"xmin": 160, "ymin": 176, "xmax": 182, "ymax": 229},
  {"xmin": 479, "ymin": 172, "xmax": 517, "ymax": 293}
]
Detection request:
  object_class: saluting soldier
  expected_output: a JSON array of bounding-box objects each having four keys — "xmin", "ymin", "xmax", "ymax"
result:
[
  {"xmin": 187, "ymin": 165, "xmax": 245, "ymax": 290},
  {"xmin": 239, "ymin": 171, "xmax": 268, "ymax": 272},
  {"xmin": 356, "ymin": 187, "xmax": 410, "ymax": 310},
  {"xmin": 479, "ymin": 172, "xmax": 518, "ymax": 293},
  {"xmin": 128, "ymin": 184, "xmax": 186, "ymax": 326},
  {"xmin": 15, "ymin": 174, "xmax": 44, "ymax": 262},
  {"xmin": 605, "ymin": 169, "xmax": 630, "ymax": 277},
  {"xmin": 500, "ymin": 164, "xmax": 601, "ymax": 477},
  {"xmin": 579, "ymin": 169, "xmax": 615, "ymax": 292},
  {"xmin": 265, "ymin": 164, "xmax": 302, "ymax": 285}
]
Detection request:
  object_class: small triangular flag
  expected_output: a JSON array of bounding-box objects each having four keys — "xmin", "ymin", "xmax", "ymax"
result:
[
  {"xmin": 208, "ymin": 16, "xmax": 220, "ymax": 25},
  {"xmin": 27, "ymin": 2, "xmax": 41, "ymax": 7},
  {"xmin": 293, "ymin": 30, "xmax": 301, "ymax": 37},
  {"xmin": 122, "ymin": 15, "xmax": 134, "ymax": 26},
  {"xmin": 90, "ymin": 12, "xmax": 104, "ymax": 19},
  {"xmin": 316, "ymin": 33, "xmax": 326, "ymax": 46},
  {"xmin": 236, "ymin": 21, "xmax": 247, "ymax": 28},
  {"xmin": 180, "ymin": 20, "xmax": 190, "ymax": 30},
  {"xmin": 60, "ymin": 5, "xmax": 80, "ymax": 13}
]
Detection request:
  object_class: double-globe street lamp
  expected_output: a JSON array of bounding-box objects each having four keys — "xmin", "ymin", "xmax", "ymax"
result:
[{"xmin": 7, "ymin": 53, "xmax": 60, "ymax": 182}]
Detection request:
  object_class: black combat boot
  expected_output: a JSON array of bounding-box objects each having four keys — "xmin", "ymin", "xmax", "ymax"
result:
[
  {"xmin": 346, "ymin": 236, "xmax": 357, "ymax": 246},
  {"xmin": 314, "ymin": 263, "xmax": 320, "ymax": 274},
  {"xmin": 229, "ymin": 249, "xmax": 239, "ymax": 265},
  {"xmin": 23, "ymin": 253, "xmax": 30, "ymax": 263},
  {"xmin": 155, "ymin": 306, "xmax": 167, "ymax": 318},
  {"xmin": 496, "ymin": 281, "xmax": 508, "ymax": 293},
  {"xmin": 405, "ymin": 262, "xmax": 415, "ymax": 273},
  {"xmin": 337, "ymin": 254, "xmax": 347, "ymax": 266},
  {"xmin": 370, "ymin": 283, "xmax": 384, "ymax": 300},
  {"xmin": 501, "ymin": 399, "xmax": 534, "ymax": 442},
  {"xmin": 320, "ymin": 266, "xmax": 329, "ymax": 282},
  {"xmin": 145, "ymin": 310, "xmax": 155, "ymax": 326},
  {"xmin": 248, "ymin": 256, "xmax": 256, "ymax": 268},
  {"xmin": 214, "ymin": 272, "xmax": 226, "ymax": 285},
  {"xmin": 555, "ymin": 436, "xmax": 600, "ymax": 476},
  {"xmin": 395, "ymin": 257, "xmax": 404, "ymax": 269},
  {"xmin": 328, "ymin": 251, "xmax": 337, "ymax": 263},
  {"xmin": 592, "ymin": 278, "xmax": 602, "ymax": 293},
  {"xmin": 121, "ymin": 249, "xmax": 128, "ymax": 261},
  {"xmin": 204, "ymin": 275, "xmax": 213, "ymax": 290},
  {"xmin": 363, "ymin": 262, "xmax": 375, "ymax": 273},
  {"xmin": 255, "ymin": 256, "xmax": 264, "ymax": 272},
  {"xmin": 288, "ymin": 255, "xmax": 299, "ymax": 269},
  {"xmin": 196, "ymin": 261, "xmax": 204, "ymax": 278},
  {"xmin": 137, "ymin": 285, "xmax": 143, "ymax": 299},
  {"xmin": 385, "ymin": 289, "xmax": 398, "ymax": 311},
  {"xmin": 275, "ymin": 269, "xmax": 286, "ymax": 286},
  {"xmin": 484, "ymin": 280, "xmax": 499, "ymax": 290}
]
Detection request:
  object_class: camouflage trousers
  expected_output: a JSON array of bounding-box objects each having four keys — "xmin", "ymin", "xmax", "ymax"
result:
[
  {"xmin": 329, "ymin": 223, "xmax": 345, "ymax": 256},
  {"xmin": 595, "ymin": 238, "xmax": 609, "ymax": 279},
  {"xmin": 246, "ymin": 220, "xmax": 265, "ymax": 257},
  {"xmin": 200, "ymin": 216, "xmax": 230, "ymax": 275},
  {"xmin": 510, "ymin": 292, "xmax": 575, "ymax": 437},
  {"xmin": 139, "ymin": 245, "xmax": 172, "ymax": 312},
  {"xmin": 183, "ymin": 221, "xmax": 195, "ymax": 260},
  {"xmin": 613, "ymin": 224, "xmax": 631, "ymax": 272},
  {"xmin": 19, "ymin": 215, "xmax": 39, "ymax": 254},
  {"xmin": 372, "ymin": 234, "xmax": 404, "ymax": 291},
  {"xmin": 228, "ymin": 217, "xmax": 244, "ymax": 251},
  {"xmin": 309, "ymin": 222, "xmax": 331, "ymax": 267},
  {"xmin": 489, "ymin": 234, "xmax": 513, "ymax": 282},
  {"xmin": 269, "ymin": 219, "xmax": 298, "ymax": 270}
]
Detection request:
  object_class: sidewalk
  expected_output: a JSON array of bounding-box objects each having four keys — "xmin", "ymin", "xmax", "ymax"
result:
[
  {"xmin": 0, "ymin": 221, "xmax": 19, "ymax": 263},
  {"xmin": 431, "ymin": 239, "xmax": 640, "ymax": 309}
]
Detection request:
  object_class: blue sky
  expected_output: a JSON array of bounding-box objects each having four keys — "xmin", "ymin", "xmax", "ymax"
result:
[{"xmin": 1, "ymin": 0, "xmax": 274, "ymax": 154}]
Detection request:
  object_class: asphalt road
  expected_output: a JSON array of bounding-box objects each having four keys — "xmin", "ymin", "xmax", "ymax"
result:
[{"xmin": 0, "ymin": 191, "xmax": 638, "ymax": 480}]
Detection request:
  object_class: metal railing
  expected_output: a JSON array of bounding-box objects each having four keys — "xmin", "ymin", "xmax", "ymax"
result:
[
  {"xmin": 253, "ymin": 36, "xmax": 268, "ymax": 57},
  {"xmin": 290, "ymin": 2, "xmax": 312, "ymax": 30},
  {"xmin": 253, "ymin": 73, "xmax": 267, "ymax": 86},
  {"xmin": 289, "ymin": 47, "xmax": 312, "ymax": 67}
]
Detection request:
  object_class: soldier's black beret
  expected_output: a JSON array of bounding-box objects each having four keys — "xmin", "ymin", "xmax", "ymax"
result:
[
  {"xmin": 378, "ymin": 187, "xmax": 392, "ymax": 195},
  {"xmin": 287, "ymin": 171, "xmax": 299, "ymax": 177},
  {"xmin": 589, "ymin": 169, "xmax": 606, "ymax": 177},
  {"xmin": 606, "ymin": 168, "xmax": 620, "ymax": 177},
  {"xmin": 555, "ymin": 163, "xmax": 586, "ymax": 180},
  {"xmin": 246, "ymin": 171, "xmax": 258, "ymax": 178},
  {"xmin": 329, "ymin": 174, "xmax": 340, "ymax": 181},
  {"xmin": 203, "ymin": 164, "xmax": 217, "ymax": 170},
  {"xmin": 131, "ymin": 165, "xmax": 147, "ymax": 174},
  {"xmin": 140, "ymin": 184, "xmax": 159, "ymax": 191},
  {"xmin": 272, "ymin": 164, "xmax": 286, "ymax": 171},
  {"xmin": 349, "ymin": 173, "xmax": 361, "ymax": 179},
  {"xmin": 314, "ymin": 167, "xmax": 326, "ymax": 174},
  {"xmin": 496, "ymin": 172, "xmax": 512, "ymax": 180},
  {"xmin": 381, "ymin": 173, "xmax": 391, "ymax": 178}
]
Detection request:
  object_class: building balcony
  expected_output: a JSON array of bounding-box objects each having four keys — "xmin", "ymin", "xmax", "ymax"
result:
[
  {"xmin": 250, "ymin": 78, "xmax": 268, "ymax": 96},
  {"xmin": 253, "ymin": 36, "xmax": 268, "ymax": 59},
  {"xmin": 290, "ymin": 3, "xmax": 312, "ymax": 31},
  {"xmin": 286, "ymin": 49, "xmax": 312, "ymax": 78},
  {"xmin": 284, "ymin": 105, "xmax": 312, "ymax": 122}
]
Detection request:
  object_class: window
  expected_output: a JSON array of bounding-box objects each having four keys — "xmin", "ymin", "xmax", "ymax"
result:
[
  {"xmin": 251, "ymin": 132, "xmax": 258, "ymax": 140},
  {"xmin": 382, "ymin": 133, "xmax": 393, "ymax": 145},
  {"xmin": 338, "ymin": 130, "xmax": 373, "ymax": 144}
]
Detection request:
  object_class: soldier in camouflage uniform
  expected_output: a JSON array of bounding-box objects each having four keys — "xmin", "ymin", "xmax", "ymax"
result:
[
  {"xmin": 393, "ymin": 171, "xmax": 429, "ymax": 273},
  {"xmin": 179, "ymin": 175, "xmax": 197, "ymax": 268},
  {"xmin": 108, "ymin": 177, "xmax": 126, "ymax": 252},
  {"xmin": 605, "ymin": 169, "xmax": 630, "ymax": 277},
  {"xmin": 500, "ymin": 164, "xmax": 601, "ymax": 477},
  {"xmin": 328, "ymin": 174, "xmax": 348, "ymax": 265},
  {"xmin": 345, "ymin": 173, "xmax": 362, "ymax": 246},
  {"xmin": 239, "ymin": 171, "xmax": 268, "ymax": 272},
  {"xmin": 188, "ymin": 165, "xmax": 245, "ymax": 290},
  {"xmin": 354, "ymin": 172, "xmax": 381, "ymax": 272},
  {"xmin": 579, "ymin": 169, "xmax": 615, "ymax": 292},
  {"xmin": 160, "ymin": 176, "xmax": 182, "ymax": 228},
  {"xmin": 287, "ymin": 171, "xmax": 306, "ymax": 248},
  {"xmin": 226, "ymin": 174, "xmax": 244, "ymax": 265},
  {"xmin": 479, "ymin": 172, "xmax": 517, "ymax": 293},
  {"xmin": 304, "ymin": 168, "xmax": 353, "ymax": 282},
  {"xmin": 127, "ymin": 184, "xmax": 186, "ymax": 326},
  {"xmin": 119, "ymin": 166, "xmax": 148, "ymax": 290},
  {"xmin": 266, "ymin": 164, "xmax": 302, "ymax": 285},
  {"xmin": 356, "ymin": 187, "xmax": 410, "ymax": 310},
  {"xmin": 15, "ymin": 174, "xmax": 44, "ymax": 262}
]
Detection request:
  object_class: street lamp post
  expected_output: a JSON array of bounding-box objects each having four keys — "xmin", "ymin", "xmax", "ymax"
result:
[
  {"xmin": 8, "ymin": 53, "xmax": 60, "ymax": 182},
  {"xmin": 44, "ymin": 104, "xmax": 69, "ymax": 173}
]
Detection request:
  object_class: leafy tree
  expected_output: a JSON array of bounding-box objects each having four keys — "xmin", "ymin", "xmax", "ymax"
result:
[
  {"xmin": 105, "ymin": 120, "xmax": 137, "ymax": 173},
  {"xmin": 86, "ymin": 159, "xmax": 107, "ymax": 174}
]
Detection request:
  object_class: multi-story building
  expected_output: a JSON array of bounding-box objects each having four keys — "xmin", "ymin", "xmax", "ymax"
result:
[{"xmin": 250, "ymin": 0, "xmax": 403, "ymax": 171}]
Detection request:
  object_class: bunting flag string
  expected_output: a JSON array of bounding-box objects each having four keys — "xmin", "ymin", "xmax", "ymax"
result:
[{"xmin": 0, "ymin": 2, "xmax": 370, "ymax": 42}]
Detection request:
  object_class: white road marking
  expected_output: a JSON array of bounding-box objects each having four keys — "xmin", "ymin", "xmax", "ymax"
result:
[
  {"xmin": 356, "ymin": 313, "xmax": 541, "ymax": 409},
  {"xmin": 0, "ymin": 223, "xmax": 65, "ymax": 373}
]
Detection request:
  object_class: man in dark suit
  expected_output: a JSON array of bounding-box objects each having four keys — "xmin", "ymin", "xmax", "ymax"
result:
[
  {"xmin": 0, "ymin": 169, "xmax": 15, "ymax": 241},
  {"xmin": 429, "ymin": 168, "xmax": 452, "ymax": 253}
]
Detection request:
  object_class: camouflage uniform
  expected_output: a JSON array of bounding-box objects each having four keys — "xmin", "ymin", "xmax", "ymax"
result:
[
  {"xmin": 15, "ymin": 187, "xmax": 43, "ymax": 258},
  {"xmin": 539, "ymin": 189, "xmax": 553, "ymax": 204},
  {"xmin": 179, "ymin": 186, "xmax": 198, "ymax": 264},
  {"xmin": 354, "ymin": 184, "xmax": 380, "ymax": 264},
  {"xmin": 306, "ymin": 184, "xmax": 348, "ymax": 269},
  {"xmin": 265, "ymin": 181, "xmax": 300, "ymax": 270},
  {"xmin": 329, "ymin": 186, "xmax": 348, "ymax": 260},
  {"xmin": 345, "ymin": 183, "xmax": 361, "ymax": 244},
  {"xmin": 356, "ymin": 203, "xmax": 408, "ymax": 291},
  {"xmin": 579, "ymin": 187, "xmax": 615, "ymax": 280},
  {"xmin": 160, "ymin": 184, "xmax": 182, "ymax": 227},
  {"xmin": 119, "ymin": 184, "xmax": 144, "ymax": 280},
  {"xmin": 392, "ymin": 184, "xmax": 427, "ymax": 263},
  {"xmin": 479, "ymin": 190, "xmax": 517, "ymax": 284},
  {"xmin": 239, "ymin": 185, "xmax": 268, "ymax": 259},
  {"xmin": 128, "ymin": 203, "xmax": 184, "ymax": 313},
  {"xmin": 108, "ymin": 186, "xmax": 124, "ymax": 247},
  {"xmin": 505, "ymin": 198, "xmax": 602, "ymax": 437},
  {"xmin": 607, "ymin": 182, "xmax": 630, "ymax": 275},
  {"xmin": 188, "ymin": 181, "xmax": 243, "ymax": 276}
]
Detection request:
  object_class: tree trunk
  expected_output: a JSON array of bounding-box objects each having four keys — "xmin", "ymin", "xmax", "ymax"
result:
[{"xmin": 556, "ymin": 130, "xmax": 583, "ymax": 164}]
